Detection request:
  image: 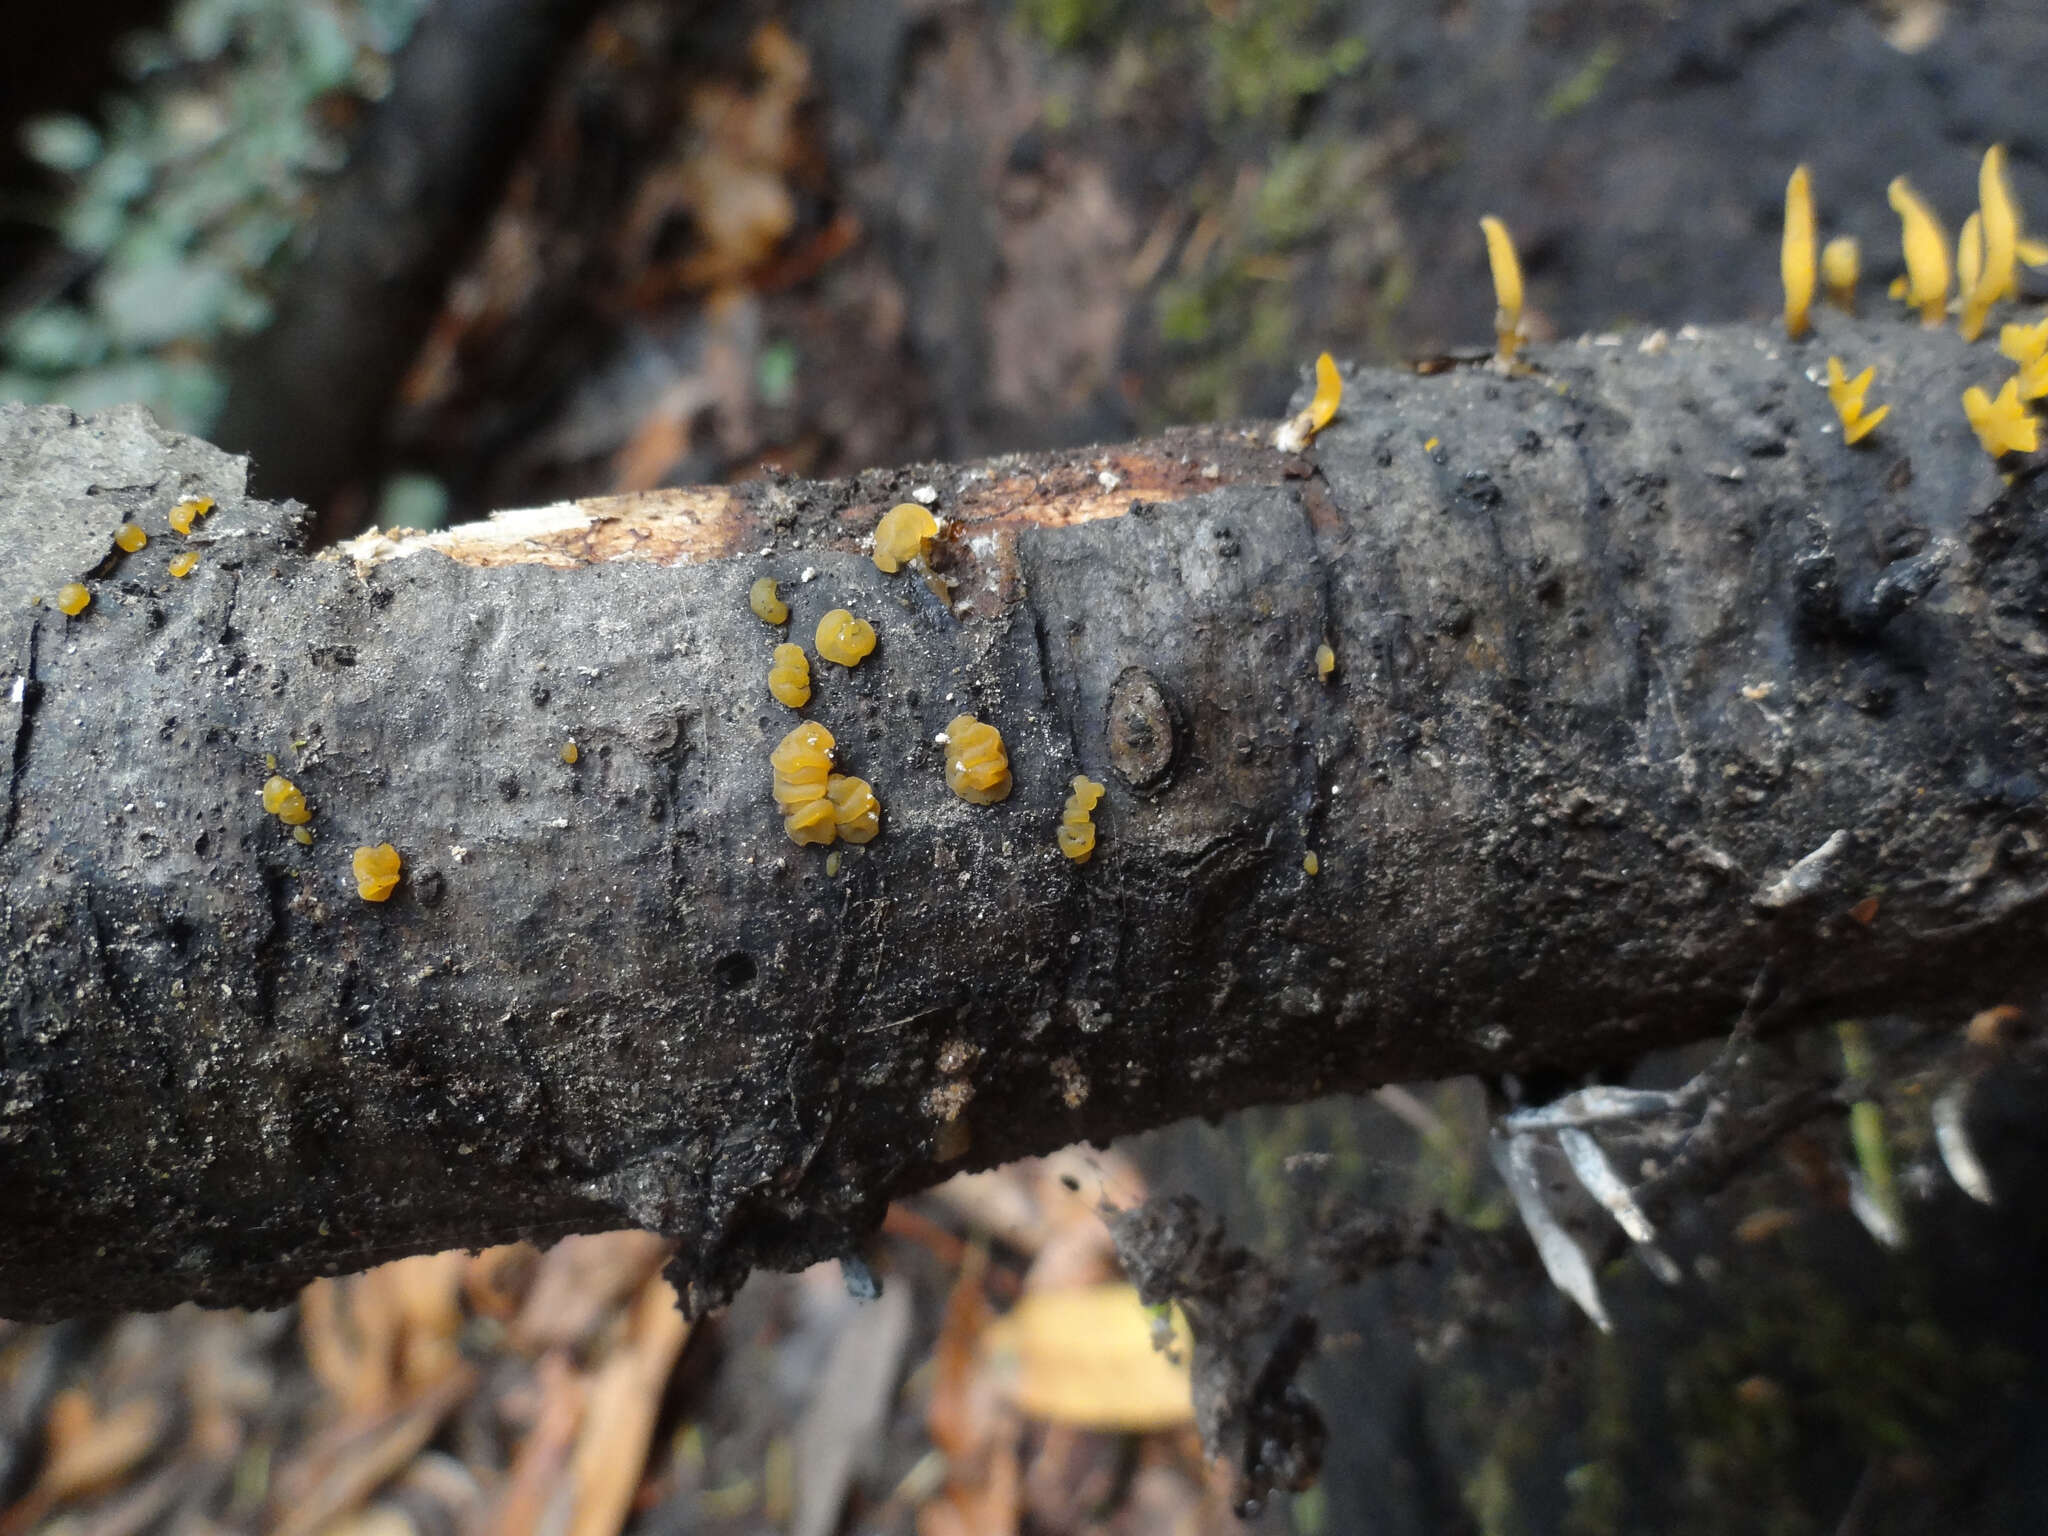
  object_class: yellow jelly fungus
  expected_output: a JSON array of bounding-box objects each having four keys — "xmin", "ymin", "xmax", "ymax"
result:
[
  {"xmin": 1308, "ymin": 352, "xmax": 1342, "ymax": 434},
  {"xmin": 292, "ymin": 826, "xmax": 314, "ymax": 846},
  {"xmin": 1315, "ymin": 642, "xmax": 1336, "ymax": 679},
  {"xmin": 1057, "ymin": 774, "xmax": 1105, "ymax": 863},
  {"xmin": 561, "ymin": 741, "xmax": 580, "ymax": 765},
  {"xmin": 815, "ymin": 608, "xmax": 877, "ymax": 667},
  {"xmin": 771, "ymin": 720, "xmax": 835, "ymax": 815},
  {"xmin": 1821, "ymin": 236, "xmax": 1859, "ymax": 312},
  {"xmin": 749, "ymin": 576, "xmax": 789, "ymax": 625},
  {"xmin": 55, "ymin": 583, "xmax": 90, "ymax": 616},
  {"xmin": 1479, "ymin": 215, "xmax": 1525, "ymax": 362},
  {"xmin": 114, "ymin": 522, "xmax": 147, "ymax": 553},
  {"xmin": 1978, "ymin": 144, "xmax": 2019, "ymax": 306},
  {"xmin": 1303, "ymin": 851, "xmax": 1320, "ymax": 876},
  {"xmin": 1958, "ymin": 212, "xmax": 1990, "ymax": 339},
  {"xmin": 784, "ymin": 797, "xmax": 838, "ymax": 846},
  {"xmin": 2001, "ymin": 318, "xmax": 2048, "ymax": 367},
  {"xmin": 943, "ymin": 714, "xmax": 1012, "ymax": 805},
  {"xmin": 261, "ymin": 774, "xmax": 312, "ymax": 825},
  {"xmin": 826, "ymin": 773, "xmax": 881, "ymax": 844},
  {"xmin": 169, "ymin": 551, "xmax": 199, "ymax": 578},
  {"xmin": 353, "ymin": 843, "xmax": 402, "ymax": 902},
  {"xmin": 768, "ymin": 642, "xmax": 812, "ymax": 708},
  {"xmin": 1782, "ymin": 165, "xmax": 1816, "ymax": 339},
  {"xmin": 873, "ymin": 503, "xmax": 940, "ymax": 574},
  {"xmin": 1423, "ymin": 436, "xmax": 1441, "ymax": 453},
  {"xmin": 168, "ymin": 496, "xmax": 213, "ymax": 535},
  {"xmin": 1824, "ymin": 357, "xmax": 1890, "ymax": 445},
  {"xmin": 1888, "ymin": 177, "xmax": 1951, "ymax": 327},
  {"xmin": 1963, "ymin": 377, "xmax": 2040, "ymax": 458},
  {"xmin": 2022, "ymin": 237, "xmax": 2048, "ymax": 269}
]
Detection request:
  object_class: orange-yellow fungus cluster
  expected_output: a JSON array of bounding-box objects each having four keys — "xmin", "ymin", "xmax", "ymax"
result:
[
  {"xmin": 749, "ymin": 576, "xmax": 788, "ymax": 625},
  {"xmin": 815, "ymin": 608, "xmax": 876, "ymax": 667},
  {"xmin": 353, "ymin": 843, "xmax": 402, "ymax": 901},
  {"xmin": 1057, "ymin": 775, "xmax": 1104, "ymax": 863},
  {"xmin": 768, "ymin": 642, "xmax": 811, "ymax": 707},
  {"xmin": 114, "ymin": 523, "xmax": 147, "ymax": 553},
  {"xmin": 873, "ymin": 503, "xmax": 939, "ymax": 574},
  {"xmin": 168, "ymin": 496, "xmax": 214, "ymax": 535},
  {"xmin": 1825, "ymin": 358, "xmax": 1890, "ymax": 445},
  {"xmin": 771, "ymin": 721, "xmax": 879, "ymax": 846},
  {"xmin": 261, "ymin": 774, "xmax": 312, "ymax": 826},
  {"xmin": 1782, "ymin": 166, "xmax": 1817, "ymax": 338},
  {"xmin": 2002, "ymin": 317, "xmax": 2048, "ymax": 398},
  {"xmin": 943, "ymin": 715, "xmax": 1011, "ymax": 805},
  {"xmin": 169, "ymin": 551, "xmax": 199, "ymax": 578},
  {"xmin": 1479, "ymin": 215, "xmax": 1526, "ymax": 363},
  {"xmin": 55, "ymin": 583, "xmax": 90, "ymax": 616}
]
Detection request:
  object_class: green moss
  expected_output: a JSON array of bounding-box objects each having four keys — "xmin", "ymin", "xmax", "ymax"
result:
[
  {"xmin": 1017, "ymin": 0, "xmax": 1122, "ymax": 51},
  {"xmin": 1541, "ymin": 39, "xmax": 1621, "ymax": 121}
]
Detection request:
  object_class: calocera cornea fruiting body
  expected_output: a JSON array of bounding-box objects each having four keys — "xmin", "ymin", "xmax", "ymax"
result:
[{"xmin": 1782, "ymin": 165, "xmax": 1817, "ymax": 338}]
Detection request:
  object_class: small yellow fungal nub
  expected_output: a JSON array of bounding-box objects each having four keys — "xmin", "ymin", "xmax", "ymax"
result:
[
  {"xmin": 1963, "ymin": 377, "xmax": 2040, "ymax": 458},
  {"xmin": 168, "ymin": 496, "xmax": 213, "ymax": 535},
  {"xmin": 1888, "ymin": 177, "xmax": 1951, "ymax": 327},
  {"xmin": 815, "ymin": 608, "xmax": 877, "ymax": 667},
  {"xmin": 1303, "ymin": 851, "xmax": 1320, "ymax": 876},
  {"xmin": 561, "ymin": 741, "xmax": 580, "ymax": 765},
  {"xmin": 261, "ymin": 774, "xmax": 312, "ymax": 825},
  {"xmin": 1782, "ymin": 165, "xmax": 1816, "ymax": 339},
  {"xmin": 873, "ymin": 503, "xmax": 940, "ymax": 574},
  {"xmin": 826, "ymin": 773, "xmax": 881, "ymax": 844},
  {"xmin": 1821, "ymin": 236, "xmax": 1859, "ymax": 312},
  {"xmin": 768, "ymin": 642, "xmax": 812, "ymax": 708},
  {"xmin": 825, "ymin": 850, "xmax": 842, "ymax": 876},
  {"xmin": 353, "ymin": 843, "xmax": 402, "ymax": 902},
  {"xmin": 55, "ymin": 583, "xmax": 90, "ymax": 616},
  {"xmin": 749, "ymin": 576, "xmax": 789, "ymax": 625},
  {"xmin": 1315, "ymin": 642, "xmax": 1336, "ymax": 679},
  {"xmin": 1057, "ymin": 774, "xmax": 1104, "ymax": 863},
  {"xmin": 1824, "ymin": 356, "xmax": 1890, "ymax": 446},
  {"xmin": 1479, "ymin": 215, "xmax": 1525, "ymax": 362},
  {"xmin": 943, "ymin": 714, "xmax": 1012, "ymax": 805},
  {"xmin": 1423, "ymin": 436, "xmax": 1440, "ymax": 454},
  {"xmin": 114, "ymin": 522, "xmax": 147, "ymax": 553},
  {"xmin": 169, "ymin": 550, "xmax": 199, "ymax": 578},
  {"xmin": 292, "ymin": 826, "xmax": 314, "ymax": 846},
  {"xmin": 1308, "ymin": 352, "xmax": 1342, "ymax": 434}
]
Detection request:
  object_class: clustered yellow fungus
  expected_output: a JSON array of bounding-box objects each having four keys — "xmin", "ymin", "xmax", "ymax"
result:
[
  {"xmin": 1782, "ymin": 165, "xmax": 1817, "ymax": 338},
  {"xmin": 55, "ymin": 583, "xmax": 90, "ymax": 616},
  {"xmin": 353, "ymin": 843, "xmax": 402, "ymax": 902},
  {"xmin": 1888, "ymin": 177, "xmax": 1951, "ymax": 327},
  {"xmin": 943, "ymin": 714, "xmax": 1011, "ymax": 805},
  {"xmin": 114, "ymin": 522, "xmax": 147, "ymax": 553},
  {"xmin": 261, "ymin": 774, "xmax": 312, "ymax": 826},
  {"xmin": 1315, "ymin": 642, "xmax": 1336, "ymax": 679},
  {"xmin": 1821, "ymin": 236, "xmax": 1859, "ymax": 312},
  {"xmin": 1479, "ymin": 215, "xmax": 1526, "ymax": 363},
  {"xmin": 873, "ymin": 502, "xmax": 940, "ymax": 574},
  {"xmin": 1963, "ymin": 377, "xmax": 2040, "ymax": 458},
  {"xmin": 1824, "ymin": 357, "xmax": 1890, "ymax": 445},
  {"xmin": 815, "ymin": 608, "xmax": 876, "ymax": 667},
  {"xmin": 770, "ymin": 721, "xmax": 880, "ymax": 846},
  {"xmin": 561, "ymin": 741, "xmax": 580, "ymax": 765},
  {"xmin": 768, "ymin": 642, "xmax": 811, "ymax": 707},
  {"xmin": 749, "ymin": 576, "xmax": 789, "ymax": 625},
  {"xmin": 1056, "ymin": 775, "xmax": 1105, "ymax": 863},
  {"xmin": 169, "ymin": 551, "xmax": 199, "ymax": 578},
  {"xmin": 168, "ymin": 496, "xmax": 214, "ymax": 535}
]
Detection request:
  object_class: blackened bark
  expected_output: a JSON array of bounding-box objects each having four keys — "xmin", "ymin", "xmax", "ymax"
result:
[{"xmin": 4, "ymin": 314, "xmax": 2047, "ymax": 1322}]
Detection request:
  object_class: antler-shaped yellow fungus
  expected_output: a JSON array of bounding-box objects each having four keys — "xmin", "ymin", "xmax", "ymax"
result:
[
  {"xmin": 1975, "ymin": 145, "xmax": 2019, "ymax": 308},
  {"xmin": 1479, "ymin": 215, "xmax": 1526, "ymax": 363},
  {"xmin": 873, "ymin": 502, "xmax": 939, "ymax": 574},
  {"xmin": 1821, "ymin": 237, "xmax": 1860, "ymax": 312},
  {"xmin": 1782, "ymin": 165, "xmax": 1816, "ymax": 338},
  {"xmin": 1889, "ymin": 177, "xmax": 1951, "ymax": 327},
  {"xmin": 2000, "ymin": 316, "xmax": 2048, "ymax": 399},
  {"xmin": 1824, "ymin": 357, "xmax": 1890, "ymax": 445},
  {"xmin": 1963, "ymin": 376, "xmax": 2040, "ymax": 458}
]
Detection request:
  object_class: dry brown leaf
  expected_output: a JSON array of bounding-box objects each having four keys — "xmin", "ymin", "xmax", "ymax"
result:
[
  {"xmin": 382, "ymin": 1251, "xmax": 467, "ymax": 1393},
  {"xmin": 269, "ymin": 1364, "xmax": 479, "ymax": 1536},
  {"xmin": 301, "ymin": 1273, "xmax": 401, "ymax": 1418},
  {"xmin": 980, "ymin": 1286, "xmax": 1193, "ymax": 1432},
  {"xmin": 563, "ymin": 1274, "xmax": 690, "ymax": 1536},
  {"xmin": 472, "ymin": 1351, "xmax": 586, "ymax": 1536},
  {"xmin": 511, "ymin": 1230, "xmax": 673, "ymax": 1355},
  {"xmin": 462, "ymin": 1242, "xmax": 538, "ymax": 1322}
]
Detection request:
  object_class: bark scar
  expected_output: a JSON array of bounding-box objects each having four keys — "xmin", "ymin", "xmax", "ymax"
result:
[{"xmin": 4, "ymin": 620, "xmax": 42, "ymax": 847}]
